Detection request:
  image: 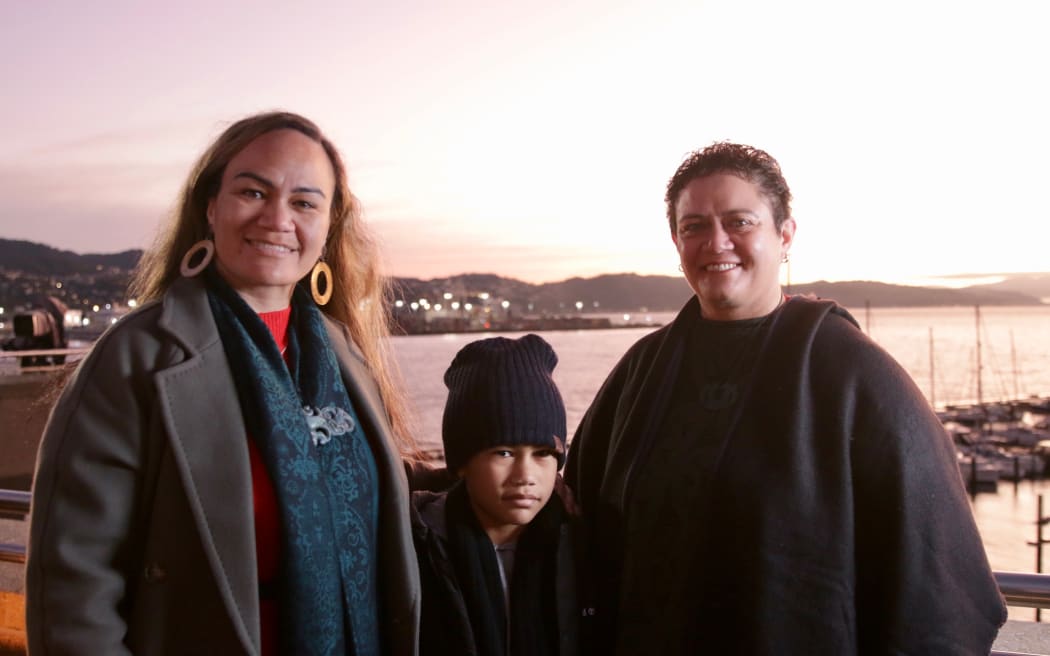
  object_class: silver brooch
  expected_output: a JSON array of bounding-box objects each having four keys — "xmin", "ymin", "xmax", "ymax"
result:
[{"xmin": 302, "ymin": 405, "xmax": 356, "ymax": 446}]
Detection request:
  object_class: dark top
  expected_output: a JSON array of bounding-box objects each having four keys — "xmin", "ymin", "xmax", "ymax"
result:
[{"xmin": 410, "ymin": 485, "xmax": 588, "ymax": 656}]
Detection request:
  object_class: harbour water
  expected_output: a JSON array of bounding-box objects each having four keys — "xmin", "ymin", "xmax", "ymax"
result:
[
  {"xmin": 392, "ymin": 304, "xmax": 1050, "ymax": 576},
  {"xmin": 3, "ymin": 306, "xmax": 1049, "ymax": 582}
]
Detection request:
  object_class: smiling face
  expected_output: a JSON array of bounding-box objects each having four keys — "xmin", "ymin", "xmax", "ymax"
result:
[
  {"xmin": 458, "ymin": 444, "xmax": 560, "ymax": 545},
  {"xmin": 207, "ymin": 128, "xmax": 336, "ymax": 312},
  {"xmin": 672, "ymin": 173, "xmax": 795, "ymax": 321}
]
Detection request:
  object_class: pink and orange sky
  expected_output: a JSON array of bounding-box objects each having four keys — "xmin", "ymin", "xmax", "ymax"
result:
[{"xmin": 2, "ymin": 0, "xmax": 1048, "ymax": 286}]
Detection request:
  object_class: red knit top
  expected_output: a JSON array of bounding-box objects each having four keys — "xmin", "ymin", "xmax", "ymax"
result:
[{"xmin": 252, "ymin": 306, "xmax": 292, "ymax": 656}]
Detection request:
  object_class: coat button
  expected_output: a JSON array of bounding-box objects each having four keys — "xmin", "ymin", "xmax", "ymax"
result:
[{"xmin": 144, "ymin": 563, "xmax": 167, "ymax": 583}]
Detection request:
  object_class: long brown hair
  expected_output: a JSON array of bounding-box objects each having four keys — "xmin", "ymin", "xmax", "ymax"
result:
[{"xmin": 130, "ymin": 111, "xmax": 418, "ymax": 455}]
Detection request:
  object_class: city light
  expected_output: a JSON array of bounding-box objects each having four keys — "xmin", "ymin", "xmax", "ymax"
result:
[
  {"xmin": 451, "ymin": 302, "xmax": 460, "ymax": 310},
  {"xmin": 92, "ymin": 305, "xmax": 100, "ymax": 312},
  {"xmin": 464, "ymin": 303, "xmax": 473, "ymax": 310},
  {"xmin": 501, "ymin": 300, "xmax": 510, "ymax": 309},
  {"xmin": 128, "ymin": 299, "xmax": 138, "ymax": 308},
  {"xmin": 479, "ymin": 293, "xmax": 490, "ymax": 300},
  {"xmin": 443, "ymin": 292, "xmax": 453, "ymax": 300},
  {"xmin": 434, "ymin": 304, "xmax": 443, "ymax": 311},
  {"xmin": 575, "ymin": 301, "xmax": 583, "ymax": 310},
  {"xmin": 395, "ymin": 300, "xmax": 404, "ymax": 308}
]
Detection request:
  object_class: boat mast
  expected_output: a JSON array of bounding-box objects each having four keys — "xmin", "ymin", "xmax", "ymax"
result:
[
  {"xmin": 929, "ymin": 326, "xmax": 936, "ymax": 408},
  {"xmin": 1010, "ymin": 329, "xmax": 1019, "ymax": 399},
  {"xmin": 975, "ymin": 304, "xmax": 983, "ymax": 408}
]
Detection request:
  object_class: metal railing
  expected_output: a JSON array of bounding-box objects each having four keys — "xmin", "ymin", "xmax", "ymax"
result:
[
  {"xmin": 0, "ymin": 348, "xmax": 88, "ymax": 374},
  {"xmin": 0, "ymin": 349, "xmax": 88, "ymax": 359}
]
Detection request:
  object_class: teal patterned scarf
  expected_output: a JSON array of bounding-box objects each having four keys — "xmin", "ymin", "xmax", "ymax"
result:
[{"xmin": 206, "ymin": 270, "xmax": 381, "ymax": 656}]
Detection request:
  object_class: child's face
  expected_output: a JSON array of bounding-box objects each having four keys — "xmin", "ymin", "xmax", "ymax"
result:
[{"xmin": 458, "ymin": 443, "xmax": 561, "ymax": 546}]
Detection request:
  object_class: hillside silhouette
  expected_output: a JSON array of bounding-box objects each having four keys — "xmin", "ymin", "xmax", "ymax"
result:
[
  {"xmin": 1, "ymin": 238, "xmax": 1046, "ymax": 311},
  {"xmin": 0, "ymin": 239, "xmax": 141, "ymax": 275}
]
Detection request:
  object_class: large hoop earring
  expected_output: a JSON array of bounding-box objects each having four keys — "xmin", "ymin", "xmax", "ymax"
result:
[
  {"xmin": 311, "ymin": 260, "xmax": 333, "ymax": 306},
  {"xmin": 180, "ymin": 239, "xmax": 214, "ymax": 277}
]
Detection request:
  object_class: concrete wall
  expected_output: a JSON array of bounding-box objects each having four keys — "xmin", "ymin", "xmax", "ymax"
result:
[{"xmin": 0, "ymin": 375, "xmax": 53, "ymax": 491}]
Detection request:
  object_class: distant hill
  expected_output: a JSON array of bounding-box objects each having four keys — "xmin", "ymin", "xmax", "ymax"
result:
[
  {"xmin": 389, "ymin": 273, "xmax": 1045, "ymax": 312},
  {"xmin": 962, "ymin": 273, "xmax": 1050, "ymax": 303},
  {"xmin": 392, "ymin": 272, "xmax": 694, "ymax": 313},
  {"xmin": 393, "ymin": 273, "xmax": 538, "ymax": 305},
  {"xmin": 0, "ymin": 238, "xmax": 142, "ymax": 274},
  {"xmin": 785, "ymin": 280, "xmax": 1042, "ymax": 309},
  {"xmin": 0, "ymin": 238, "xmax": 1046, "ymax": 311},
  {"xmin": 533, "ymin": 274, "xmax": 693, "ymax": 311}
]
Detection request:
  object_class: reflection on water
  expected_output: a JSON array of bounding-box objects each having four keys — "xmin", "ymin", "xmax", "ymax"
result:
[
  {"xmin": 971, "ymin": 480, "xmax": 1050, "ymax": 621},
  {"xmin": 971, "ymin": 479, "xmax": 1050, "ymax": 574}
]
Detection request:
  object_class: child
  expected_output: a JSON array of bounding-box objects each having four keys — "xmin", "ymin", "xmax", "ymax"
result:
[{"xmin": 411, "ymin": 334, "xmax": 586, "ymax": 656}]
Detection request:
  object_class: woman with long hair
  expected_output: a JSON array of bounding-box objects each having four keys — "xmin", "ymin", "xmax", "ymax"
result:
[{"xmin": 26, "ymin": 111, "xmax": 420, "ymax": 655}]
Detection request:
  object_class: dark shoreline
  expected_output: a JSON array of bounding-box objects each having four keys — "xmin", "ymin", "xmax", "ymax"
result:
[{"xmin": 391, "ymin": 316, "xmax": 662, "ymax": 336}]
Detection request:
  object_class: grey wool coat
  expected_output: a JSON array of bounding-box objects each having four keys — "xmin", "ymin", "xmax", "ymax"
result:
[{"xmin": 26, "ymin": 275, "xmax": 420, "ymax": 655}]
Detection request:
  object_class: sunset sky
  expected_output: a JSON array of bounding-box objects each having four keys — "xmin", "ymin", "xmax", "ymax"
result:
[{"xmin": 2, "ymin": 0, "xmax": 1047, "ymax": 286}]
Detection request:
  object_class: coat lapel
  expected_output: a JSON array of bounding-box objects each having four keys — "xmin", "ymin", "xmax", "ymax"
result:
[{"xmin": 153, "ymin": 277, "xmax": 260, "ymax": 654}]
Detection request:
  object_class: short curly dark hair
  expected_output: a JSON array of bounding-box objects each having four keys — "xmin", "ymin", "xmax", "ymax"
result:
[{"xmin": 665, "ymin": 142, "xmax": 792, "ymax": 233}]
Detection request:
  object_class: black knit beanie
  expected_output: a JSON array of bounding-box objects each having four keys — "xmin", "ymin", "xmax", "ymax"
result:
[{"xmin": 442, "ymin": 334, "xmax": 567, "ymax": 472}]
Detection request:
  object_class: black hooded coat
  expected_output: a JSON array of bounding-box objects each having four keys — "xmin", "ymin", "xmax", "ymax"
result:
[{"xmin": 565, "ymin": 295, "xmax": 1006, "ymax": 655}]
